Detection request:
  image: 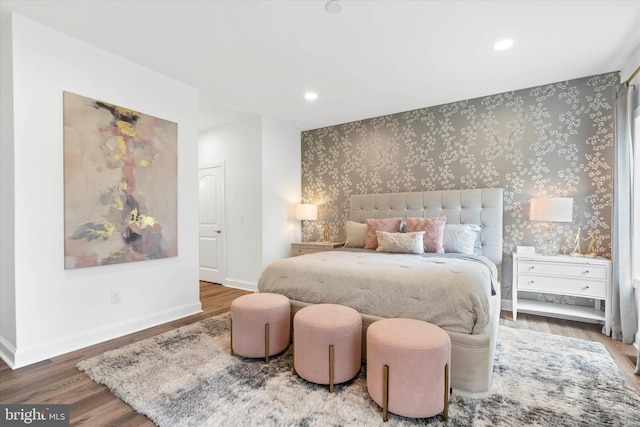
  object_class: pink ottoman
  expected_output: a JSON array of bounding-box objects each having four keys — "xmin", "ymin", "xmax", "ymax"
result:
[
  {"xmin": 293, "ymin": 304, "xmax": 362, "ymax": 392},
  {"xmin": 367, "ymin": 318, "xmax": 451, "ymax": 421},
  {"xmin": 230, "ymin": 293, "xmax": 290, "ymax": 364}
]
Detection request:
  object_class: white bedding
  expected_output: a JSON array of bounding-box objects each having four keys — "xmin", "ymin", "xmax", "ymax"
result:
[{"xmin": 257, "ymin": 250, "xmax": 496, "ymax": 335}]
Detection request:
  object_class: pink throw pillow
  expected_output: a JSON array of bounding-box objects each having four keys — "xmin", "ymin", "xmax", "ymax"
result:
[
  {"xmin": 365, "ymin": 218, "xmax": 402, "ymax": 249},
  {"xmin": 405, "ymin": 217, "xmax": 447, "ymax": 253}
]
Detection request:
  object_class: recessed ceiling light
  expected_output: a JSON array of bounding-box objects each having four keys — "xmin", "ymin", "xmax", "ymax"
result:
[
  {"xmin": 325, "ymin": 0, "xmax": 343, "ymax": 14},
  {"xmin": 304, "ymin": 92, "xmax": 318, "ymax": 101},
  {"xmin": 494, "ymin": 39, "xmax": 514, "ymax": 51}
]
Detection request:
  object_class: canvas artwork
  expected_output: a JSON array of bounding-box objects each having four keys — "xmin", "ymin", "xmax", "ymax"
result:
[{"xmin": 63, "ymin": 91, "xmax": 178, "ymax": 269}]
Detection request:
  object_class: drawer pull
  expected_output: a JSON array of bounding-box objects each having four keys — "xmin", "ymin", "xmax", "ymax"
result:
[
  {"xmin": 583, "ymin": 285, "xmax": 590, "ymax": 290},
  {"xmin": 529, "ymin": 280, "xmax": 535, "ymax": 285},
  {"xmin": 528, "ymin": 266, "xmax": 535, "ymax": 271},
  {"xmin": 583, "ymin": 270, "xmax": 590, "ymax": 275}
]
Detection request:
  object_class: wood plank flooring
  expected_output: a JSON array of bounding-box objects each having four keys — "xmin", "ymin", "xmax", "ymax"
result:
[
  {"xmin": 0, "ymin": 282, "xmax": 251, "ymax": 426},
  {"xmin": 1, "ymin": 282, "xmax": 638, "ymax": 426}
]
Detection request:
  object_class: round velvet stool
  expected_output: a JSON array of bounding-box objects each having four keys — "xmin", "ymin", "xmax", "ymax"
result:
[
  {"xmin": 293, "ymin": 304, "xmax": 362, "ymax": 392},
  {"xmin": 230, "ymin": 293, "xmax": 290, "ymax": 364},
  {"xmin": 366, "ymin": 318, "xmax": 451, "ymax": 421}
]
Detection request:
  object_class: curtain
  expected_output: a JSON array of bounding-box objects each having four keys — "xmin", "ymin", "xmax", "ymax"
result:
[
  {"xmin": 634, "ymin": 102, "xmax": 640, "ymax": 376},
  {"xmin": 608, "ymin": 82, "xmax": 637, "ymax": 355}
]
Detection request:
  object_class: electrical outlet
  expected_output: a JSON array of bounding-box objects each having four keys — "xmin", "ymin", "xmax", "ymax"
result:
[{"xmin": 110, "ymin": 290, "xmax": 121, "ymax": 304}]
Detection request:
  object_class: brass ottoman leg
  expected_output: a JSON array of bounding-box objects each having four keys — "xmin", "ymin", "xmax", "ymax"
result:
[
  {"xmin": 265, "ymin": 323, "xmax": 270, "ymax": 364},
  {"xmin": 329, "ymin": 344, "xmax": 335, "ymax": 393},
  {"xmin": 292, "ymin": 332, "xmax": 296, "ymax": 374},
  {"xmin": 443, "ymin": 363, "xmax": 449, "ymax": 421},
  {"xmin": 383, "ymin": 364, "xmax": 389, "ymax": 422},
  {"xmin": 230, "ymin": 317, "xmax": 234, "ymax": 356}
]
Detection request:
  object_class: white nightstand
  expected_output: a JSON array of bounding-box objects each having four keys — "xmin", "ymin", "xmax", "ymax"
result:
[
  {"xmin": 290, "ymin": 242, "xmax": 344, "ymax": 257},
  {"xmin": 512, "ymin": 253, "xmax": 612, "ymax": 325}
]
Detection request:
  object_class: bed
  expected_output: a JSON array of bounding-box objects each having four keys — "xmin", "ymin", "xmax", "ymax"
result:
[{"xmin": 258, "ymin": 188, "xmax": 503, "ymax": 398}]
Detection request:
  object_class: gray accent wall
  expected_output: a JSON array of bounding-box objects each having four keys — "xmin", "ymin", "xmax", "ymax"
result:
[{"xmin": 301, "ymin": 72, "xmax": 618, "ymax": 298}]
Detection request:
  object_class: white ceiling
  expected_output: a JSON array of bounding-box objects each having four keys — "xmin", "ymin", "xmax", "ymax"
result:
[{"xmin": 2, "ymin": 0, "xmax": 639, "ymax": 131}]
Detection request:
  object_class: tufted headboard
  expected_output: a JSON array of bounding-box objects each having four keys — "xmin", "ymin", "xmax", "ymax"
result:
[{"xmin": 349, "ymin": 188, "xmax": 504, "ymax": 268}]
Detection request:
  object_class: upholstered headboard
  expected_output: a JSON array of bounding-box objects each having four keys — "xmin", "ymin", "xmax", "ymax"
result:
[{"xmin": 349, "ymin": 188, "xmax": 504, "ymax": 268}]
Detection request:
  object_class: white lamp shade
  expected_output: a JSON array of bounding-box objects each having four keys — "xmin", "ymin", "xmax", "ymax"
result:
[
  {"xmin": 294, "ymin": 204, "xmax": 318, "ymax": 221},
  {"xmin": 530, "ymin": 198, "xmax": 573, "ymax": 222}
]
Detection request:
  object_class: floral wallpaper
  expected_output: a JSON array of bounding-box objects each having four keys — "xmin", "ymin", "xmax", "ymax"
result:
[{"xmin": 301, "ymin": 72, "xmax": 618, "ymax": 299}]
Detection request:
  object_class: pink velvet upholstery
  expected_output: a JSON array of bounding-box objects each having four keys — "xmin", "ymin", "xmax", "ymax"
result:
[
  {"xmin": 364, "ymin": 218, "xmax": 403, "ymax": 249},
  {"xmin": 294, "ymin": 304, "xmax": 362, "ymax": 386},
  {"xmin": 367, "ymin": 318, "xmax": 451, "ymax": 419},
  {"xmin": 405, "ymin": 216, "xmax": 447, "ymax": 253},
  {"xmin": 230, "ymin": 293, "xmax": 290, "ymax": 359}
]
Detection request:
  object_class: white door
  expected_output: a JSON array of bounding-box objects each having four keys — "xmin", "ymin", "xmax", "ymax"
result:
[{"xmin": 199, "ymin": 165, "xmax": 225, "ymax": 283}]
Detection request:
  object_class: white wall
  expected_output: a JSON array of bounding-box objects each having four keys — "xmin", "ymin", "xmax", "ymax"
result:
[
  {"xmin": 199, "ymin": 117, "xmax": 301, "ymax": 290},
  {"xmin": 199, "ymin": 118, "xmax": 263, "ymax": 289},
  {"xmin": 0, "ymin": 14, "xmax": 201, "ymax": 368},
  {"xmin": 0, "ymin": 13, "xmax": 17, "ymax": 354},
  {"xmin": 261, "ymin": 118, "xmax": 302, "ymax": 266}
]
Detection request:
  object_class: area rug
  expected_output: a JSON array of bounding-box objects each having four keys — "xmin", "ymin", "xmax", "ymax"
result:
[{"xmin": 77, "ymin": 313, "xmax": 640, "ymax": 426}]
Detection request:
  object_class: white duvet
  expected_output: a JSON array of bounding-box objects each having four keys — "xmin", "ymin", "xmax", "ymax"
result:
[{"xmin": 257, "ymin": 250, "xmax": 495, "ymax": 334}]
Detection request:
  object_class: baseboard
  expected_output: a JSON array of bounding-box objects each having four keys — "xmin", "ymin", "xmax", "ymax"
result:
[
  {"xmin": 0, "ymin": 336, "xmax": 17, "ymax": 368},
  {"xmin": 223, "ymin": 278, "xmax": 257, "ymax": 291},
  {"xmin": 5, "ymin": 301, "xmax": 202, "ymax": 369}
]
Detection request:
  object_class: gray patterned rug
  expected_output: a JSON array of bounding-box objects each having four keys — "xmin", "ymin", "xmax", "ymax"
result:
[{"xmin": 77, "ymin": 313, "xmax": 640, "ymax": 426}]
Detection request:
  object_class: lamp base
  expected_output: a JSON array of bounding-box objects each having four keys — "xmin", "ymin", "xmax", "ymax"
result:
[{"xmin": 540, "ymin": 223, "xmax": 560, "ymax": 256}]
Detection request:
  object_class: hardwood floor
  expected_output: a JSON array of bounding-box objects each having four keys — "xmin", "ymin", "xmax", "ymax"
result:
[
  {"xmin": 1, "ymin": 283, "xmax": 638, "ymax": 426},
  {"xmin": 0, "ymin": 282, "xmax": 251, "ymax": 426}
]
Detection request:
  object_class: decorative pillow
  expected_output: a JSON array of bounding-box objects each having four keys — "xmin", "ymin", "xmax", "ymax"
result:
[
  {"xmin": 344, "ymin": 221, "xmax": 367, "ymax": 248},
  {"xmin": 376, "ymin": 231, "xmax": 425, "ymax": 254},
  {"xmin": 405, "ymin": 217, "xmax": 447, "ymax": 253},
  {"xmin": 443, "ymin": 224, "xmax": 482, "ymax": 254},
  {"xmin": 364, "ymin": 218, "xmax": 403, "ymax": 249}
]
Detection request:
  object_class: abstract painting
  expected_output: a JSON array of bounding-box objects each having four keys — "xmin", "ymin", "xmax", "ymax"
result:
[{"xmin": 63, "ymin": 91, "xmax": 177, "ymax": 269}]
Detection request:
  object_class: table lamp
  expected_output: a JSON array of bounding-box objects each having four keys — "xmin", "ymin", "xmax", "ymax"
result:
[
  {"xmin": 530, "ymin": 197, "xmax": 573, "ymax": 255},
  {"xmin": 294, "ymin": 204, "xmax": 318, "ymax": 242}
]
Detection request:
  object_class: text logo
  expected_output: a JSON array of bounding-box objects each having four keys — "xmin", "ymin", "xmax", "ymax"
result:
[{"xmin": 1, "ymin": 405, "xmax": 69, "ymax": 426}]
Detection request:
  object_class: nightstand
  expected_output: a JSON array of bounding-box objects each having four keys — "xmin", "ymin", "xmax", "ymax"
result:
[
  {"xmin": 512, "ymin": 253, "xmax": 611, "ymax": 324},
  {"xmin": 290, "ymin": 242, "xmax": 344, "ymax": 257}
]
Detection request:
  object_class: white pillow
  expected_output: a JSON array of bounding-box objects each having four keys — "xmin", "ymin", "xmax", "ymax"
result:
[
  {"xmin": 375, "ymin": 231, "xmax": 425, "ymax": 254},
  {"xmin": 443, "ymin": 224, "xmax": 482, "ymax": 254},
  {"xmin": 344, "ymin": 221, "xmax": 367, "ymax": 248}
]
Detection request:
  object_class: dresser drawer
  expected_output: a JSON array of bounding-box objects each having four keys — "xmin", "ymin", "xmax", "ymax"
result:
[
  {"xmin": 291, "ymin": 248, "xmax": 325, "ymax": 256},
  {"xmin": 518, "ymin": 274, "xmax": 606, "ymax": 299},
  {"xmin": 517, "ymin": 261, "xmax": 606, "ymax": 280},
  {"xmin": 290, "ymin": 242, "xmax": 344, "ymax": 257},
  {"xmin": 511, "ymin": 254, "xmax": 611, "ymax": 324}
]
